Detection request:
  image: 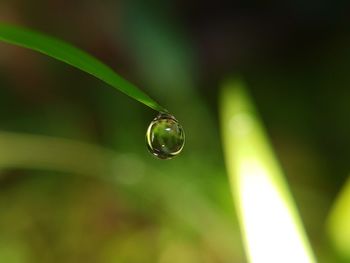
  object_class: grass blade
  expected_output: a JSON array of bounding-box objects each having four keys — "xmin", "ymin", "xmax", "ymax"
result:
[
  {"xmin": 0, "ymin": 23, "xmax": 166, "ymax": 112},
  {"xmin": 0, "ymin": 131, "xmax": 118, "ymax": 177},
  {"xmin": 219, "ymin": 78, "xmax": 316, "ymax": 263},
  {"xmin": 327, "ymin": 176, "xmax": 350, "ymax": 260}
]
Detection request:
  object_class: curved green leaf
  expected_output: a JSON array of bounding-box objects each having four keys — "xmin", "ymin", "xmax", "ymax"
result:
[{"xmin": 0, "ymin": 23, "xmax": 166, "ymax": 112}]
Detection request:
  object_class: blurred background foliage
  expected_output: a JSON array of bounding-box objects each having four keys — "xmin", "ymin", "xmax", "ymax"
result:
[{"xmin": 0, "ymin": 0, "xmax": 350, "ymax": 262}]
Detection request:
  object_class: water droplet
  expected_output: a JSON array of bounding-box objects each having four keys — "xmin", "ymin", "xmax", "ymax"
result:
[{"xmin": 146, "ymin": 113, "xmax": 185, "ymax": 159}]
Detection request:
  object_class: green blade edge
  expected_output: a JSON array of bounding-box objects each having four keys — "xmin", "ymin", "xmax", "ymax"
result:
[{"xmin": 0, "ymin": 23, "xmax": 166, "ymax": 112}]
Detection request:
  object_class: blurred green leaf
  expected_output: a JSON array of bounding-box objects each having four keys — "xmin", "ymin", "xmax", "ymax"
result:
[
  {"xmin": 0, "ymin": 131, "xmax": 118, "ymax": 176},
  {"xmin": 219, "ymin": 78, "xmax": 316, "ymax": 263},
  {"xmin": 327, "ymin": 176, "xmax": 350, "ymax": 260},
  {"xmin": 0, "ymin": 23, "xmax": 165, "ymax": 112}
]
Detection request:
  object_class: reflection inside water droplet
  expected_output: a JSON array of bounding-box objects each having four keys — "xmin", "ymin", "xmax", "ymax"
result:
[{"xmin": 146, "ymin": 113, "xmax": 185, "ymax": 159}]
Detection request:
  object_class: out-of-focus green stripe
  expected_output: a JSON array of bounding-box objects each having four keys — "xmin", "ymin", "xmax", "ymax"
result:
[{"xmin": 219, "ymin": 78, "xmax": 316, "ymax": 263}]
